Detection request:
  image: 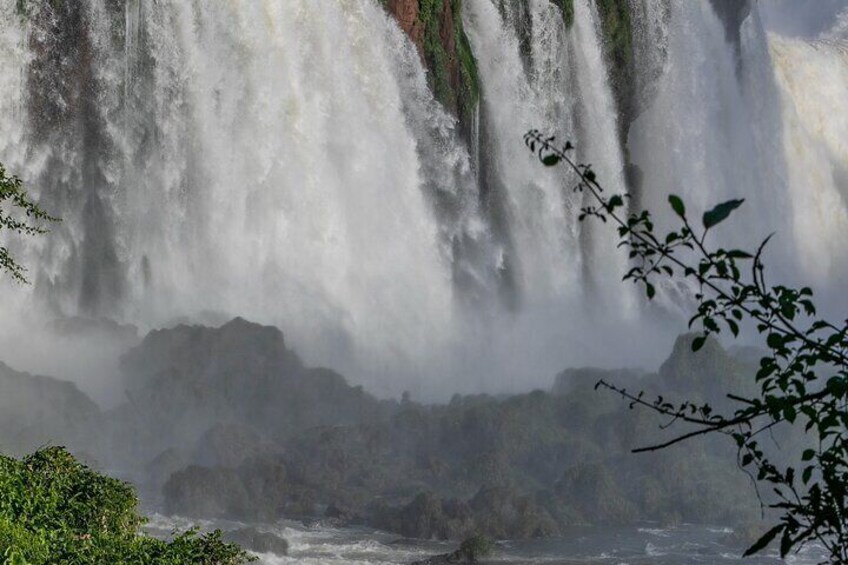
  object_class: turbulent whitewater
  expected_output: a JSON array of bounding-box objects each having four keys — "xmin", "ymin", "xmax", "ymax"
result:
[{"xmin": 0, "ymin": 0, "xmax": 846, "ymax": 399}]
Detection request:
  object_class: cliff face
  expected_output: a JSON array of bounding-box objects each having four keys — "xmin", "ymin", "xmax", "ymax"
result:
[{"xmin": 385, "ymin": 0, "xmax": 480, "ymax": 140}]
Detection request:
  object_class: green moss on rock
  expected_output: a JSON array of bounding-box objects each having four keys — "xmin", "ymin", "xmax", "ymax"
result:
[
  {"xmin": 551, "ymin": 0, "xmax": 574, "ymax": 28},
  {"xmin": 594, "ymin": 0, "xmax": 635, "ymax": 140},
  {"xmin": 453, "ymin": 2, "xmax": 481, "ymax": 128},
  {"xmin": 386, "ymin": 0, "xmax": 480, "ymax": 140}
]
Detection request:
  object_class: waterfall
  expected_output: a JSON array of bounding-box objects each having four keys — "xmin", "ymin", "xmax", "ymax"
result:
[
  {"xmin": 461, "ymin": 0, "xmax": 632, "ymax": 312},
  {"xmin": 0, "ymin": 4, "xmax": 27, "ymax": 180},
  {"xmin": 628, "ymin": 0, "xmax": 670, "ymax": 112},
  {"xmin": 628, "ymin": 1, "xmax": 848, "ymax": 293},
  {"xmin": 770, "ymin": 33, "xmax": 848, "ymax": 282},
  {"xmin": 0, "ymin": 0, "xmax": 481, "ymax": 392},
  {"xmin": 0, "ymin": 0, "xmax": 846, "ymax": 398},
  {"xmin": 628, "ymin": 2, "xmax": 792, "ymax": 267}
]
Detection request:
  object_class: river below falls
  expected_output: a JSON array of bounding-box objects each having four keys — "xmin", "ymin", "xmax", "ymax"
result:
[{"xmin": 145, "ymin": 514, "xmax": 827, "ymax": 564}]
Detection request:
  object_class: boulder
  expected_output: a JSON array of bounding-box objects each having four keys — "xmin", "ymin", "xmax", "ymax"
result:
[
  {"xmin": 552, "ymin": 367, "xmax": 641, "ymax": 396},
  {"xmin": 411, "ymin": 534, "xmax": 494, "ymax": 564},
  {"xmin": 193, "ymin": 422, "xmax": 279, "ymax": 469},
  {"xmin": 554, "ymin": 464, "xmax": 637, "ymax": 525},
  {"xmin": 162, "ymin": 465, "xmax": 248, "ymax": 518},
  {"xmin": 469, "ymin": 486, "xmax": 558, "ymax": 539},
  {"xmin": 163, "ymin": 454, "xmax": 306, "ymax": 522},
  {"xmin": 117, "ymin": 318, "xmax": 386, "ymax": 460}
]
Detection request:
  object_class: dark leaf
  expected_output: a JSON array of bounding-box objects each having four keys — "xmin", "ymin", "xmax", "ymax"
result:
[
  {"xmin": 703, "ymin": 199, "xmax": 745, "ymax": 230},
  {"xmin": 726, "ymin": 249, "xmax": 753, "ymax": 259},
  {"xmin": 542, "ymin": 154, "xmax": 561, "ymax": 167},
  {"xmin": 646, "ymin": 283, "xmax": 656, "ymax": 300},
  {"xmin": 779, "ymin": 528, "xmax": 792, "ymax": 558},
  {"xmin": 743, "ymin": 524, "xmax": 783, "ymax": 557},
  {"xmin": 668, "ymin": 194, "xmax": 686, "ymax": 218}
]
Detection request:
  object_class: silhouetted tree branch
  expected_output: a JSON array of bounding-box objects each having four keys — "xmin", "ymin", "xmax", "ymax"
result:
[
  {"xmin": 0, "ymin": 163, "xmax": 57, "ymax": 283},
  {"xmin": 526, "ymin": 129, "xmax": 848, "ymax": 562}
]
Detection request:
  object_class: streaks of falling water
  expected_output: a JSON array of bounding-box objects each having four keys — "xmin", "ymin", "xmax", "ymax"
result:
[
  {"xmin": 462, "ymin": 0, "xmax": 634, "ymax": 312},
  {"xmin": 770, "ymin": 33, "xmax": 848, "ymax": 282},
  {"xmin": 0, "ymin": 1, "xmax": 847, "ymax": 400},
  {"xmin": 628, "ymin": 3, "xmax": 791, "ymax": 251},
  {"xmin": 0, "ymin": 0, "xmax": 483, "ymax": 395}
]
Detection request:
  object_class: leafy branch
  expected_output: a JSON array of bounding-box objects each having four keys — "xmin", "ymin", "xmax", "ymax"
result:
[
  {"xmin": 0, "ymin": 163, "xmax": 58, "ymax": 283},
  {"xmin": 525, "ymin": 129, "xmax": 848, "ymax": 562}
]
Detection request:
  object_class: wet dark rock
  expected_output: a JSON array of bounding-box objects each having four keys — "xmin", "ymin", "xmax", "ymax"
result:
[
  {"xmin": 223, "ymin": 527, "xmax": 288, "ymax": 556},
  {"xmin": 0, "ymin": 317, "xmax": 764, "ymax": 542},
  {"xmin": 552, "ymin": 367, "xmax": 640, "ymax": 396},
  {"xmin": 657, "ymin": 333, "xmax": 755, "ymax": 407},
  {"xmin": 313, "ymin": 502, "xmax": 359, "ymax": 528},
  {"xmin": 145, "ymin": 447, "xmax": 188, "ymax": 492},
  {"xmin": 0, "ymin": 362, "xmax": 100, "ymax": 456},
  {"xmin": 193, "ymin": 422, "xmax": 280, "ymax": 469},
  {"xmin": 469, "ymin": 486, "xmax": 558, "ymax": 539},
  {"xmin": 162, "ymin": 465, "xmax": 248, "ymax": 519},
  {"xmin": 158, "ymin": 324, "xmax": 758, "ymax": 537},
  {"xmin": 708, "ymin": 0, "xmax": 753, "ymax": 55},
  {"xmin": 411, "ymin": 534, "xmax": 494, "ymax": 564},
  {"xmin": 554, "ymin": 464, "xmax": 637, "ymax": 525},
  {"xmin": 118, "ymin": 317, "xmax": 388, "ymax": 461},
  {"xmin": 383, "ymin": 0, "xmax": 479, "ymax": 140},
  {"xmin": 369, "ymin": 493, "xmax": 475, "ymax": 541}
]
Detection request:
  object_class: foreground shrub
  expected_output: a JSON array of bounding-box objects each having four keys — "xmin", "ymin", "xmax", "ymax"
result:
[{"xmin": 0, "ymin": 447, "xmax": 252, "ymax": 564}]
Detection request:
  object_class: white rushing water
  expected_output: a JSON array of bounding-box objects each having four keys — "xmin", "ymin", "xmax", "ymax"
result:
[
  {"xmin": 770, "ymin": 32, "xmax": 848, "ymax": 282},
  {"xmin": 0, "ymin": 0, "xmax": 477, "ymax": 396},
  {"xmin": 0, "ymin": 0, "xmax": 846, "ymax": 399},
  {"xmin": 143, "ymin": 513, "xmax": 830, "ymax": 565},
  {"xmin": 628, "ymin": 2, "xmax": 790, "ymax": 251}
]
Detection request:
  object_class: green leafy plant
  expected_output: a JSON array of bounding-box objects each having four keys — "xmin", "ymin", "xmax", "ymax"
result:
[
  {"xmin": 0, "ymin": 447, "xmax": 254, "ymax": 564},
  {"xmin": 0, "ymin": 163, "xmax": 57, "ymax": 283},
  {"xmin": 525, "ymin": 129, "xmax": 848, "ymax": 562}
]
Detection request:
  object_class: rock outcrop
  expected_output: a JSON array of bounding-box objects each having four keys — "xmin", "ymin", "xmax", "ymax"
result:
[
  {"xmin": 117, "ymin": 317, "xmax": 388, "ymax": 462},
  {"xmin": 222, "ymin": 527, "xmax": 289, "ymax": 556},
  {"xmin": 0, "ymin": 362, "xmax": 100, "ymax": 457},
  {"xmin": 384, "ymin": 0, "xmax": 479, "ymax": 139},
  {"xmin": 0, "ymin": 317, "xmax": 762, "ymax": 543},
  {"xmin": 411, "ymin": 534, "xmax": 494, "ymax": 564}
]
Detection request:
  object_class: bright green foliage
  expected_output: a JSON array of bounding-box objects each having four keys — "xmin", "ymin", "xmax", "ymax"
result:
[
  {"xmin": 526, "ymin": 129, "xmax": 848, "ymax": 561},
  {"xmin": 0, "ymin": 164, "xmax": 56, "ymax": 283},
  {"xmin": 382, "ymin": 0, "xmax": 479, "ymax": 133},
  {"xmin": 421, "ymin": 0, "xmax": 480, "ymax": 129},
  {"xmin": 0, "ymin": 447, "xmax": 253, "ymax": 565}
]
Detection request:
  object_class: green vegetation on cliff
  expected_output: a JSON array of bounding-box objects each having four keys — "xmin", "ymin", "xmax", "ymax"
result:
[
  {"xmin": 0, "ymin": 447, "xmax": 252, "ymax": 564},
  {"xmin": 594, "ymin": 0, "xmax": 634, "ymax": 139},
  {"xmin": 384, "ymin": 0, "xmax": 480, "ymax": 137},
  {"xmin": 551, "ymin": 0, "xmax": 574, "ymax": 29},
  {"xmin": 419, "ymin": 0, "xmax": 480, "ymax": 131}
]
